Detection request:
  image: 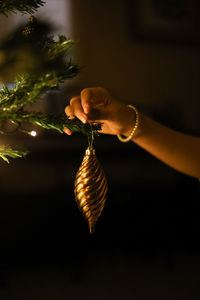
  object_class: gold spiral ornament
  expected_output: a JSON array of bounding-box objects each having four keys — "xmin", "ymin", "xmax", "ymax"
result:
[{"xmin": 74, "ymin": 146, "xmax": 108, "ymax": 234}]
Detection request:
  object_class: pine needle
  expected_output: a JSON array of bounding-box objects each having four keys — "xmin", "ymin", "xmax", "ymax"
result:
[
  {"xmin": 0, "ymin": 145, "xmax": 28, "ymax": 163},
  {"xmin": 0, "ymin": 0, "xmax": 45, "ymax": 15}
]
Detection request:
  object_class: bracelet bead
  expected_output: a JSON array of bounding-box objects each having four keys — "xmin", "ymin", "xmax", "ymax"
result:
[{"xmin": 117, "ymin": 105, "xmax": 139, "ymax": 142}]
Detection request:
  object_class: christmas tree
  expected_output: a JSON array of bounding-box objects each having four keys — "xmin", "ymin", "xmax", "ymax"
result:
[{"xmin": 0, "ymin": 1, "xmax": 101, "ymax": 162}]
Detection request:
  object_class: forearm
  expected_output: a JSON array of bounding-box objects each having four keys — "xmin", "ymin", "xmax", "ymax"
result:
[{"xmin": 132, "ymin": 114, "xmax": 200, "ymax": 178}]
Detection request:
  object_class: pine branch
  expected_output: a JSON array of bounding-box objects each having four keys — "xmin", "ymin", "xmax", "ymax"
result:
[
  {"xmin": 0, "ymin": 111, "xmax": 102, "ymax": 136},
  {"xmin": 0, "ymin": 0, "xmax": 45, "ymax": 15},
  {"xmin": 23, "ymin": 113, "xmax": 102, "ymax": 136},
  {"xmin": 0, "ymin": 65, "xmax": 79, "ymax": 111},
  {"xmin": 0, "ymin": 145, "xmax": 28, "ymax": 163},
  {"xmin": 0, "ymin": 113, "xmax": 101, "ymax": 162}
]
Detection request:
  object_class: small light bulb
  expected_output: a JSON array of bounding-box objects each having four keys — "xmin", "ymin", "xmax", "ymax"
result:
[{"xmin": 30, "ymin": 130, "xmax": 37, "ymax": 137}]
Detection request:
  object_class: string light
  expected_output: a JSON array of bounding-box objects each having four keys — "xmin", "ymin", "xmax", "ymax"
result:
[{"xmin": 30, "ymin": 130, "xmax": 37, "ymax": 137}]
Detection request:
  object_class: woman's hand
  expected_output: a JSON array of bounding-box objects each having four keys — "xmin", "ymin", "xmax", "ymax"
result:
[
  {"xmin": 64, "ymin": 87, "xmax": 200, "ymax": 178},
  {"xmin": 64, "ymin": 87, "xmax": 136, "ymax": 137}
]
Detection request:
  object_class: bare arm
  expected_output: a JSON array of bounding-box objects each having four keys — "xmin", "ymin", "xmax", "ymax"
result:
[
  {"xmin": 133, "ymin": 114, "xmax": 200, "ymax": 178},
  {"xmin": 64, "ymin": 87, "xmax": 200, "ymax": 179}
]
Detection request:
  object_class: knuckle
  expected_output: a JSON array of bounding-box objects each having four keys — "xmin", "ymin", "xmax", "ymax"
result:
[
  {"xmin": 65, "ymin": 105, "xmax": 70, "ymax": 114},
  {"xmin": 70, "ymin": 96, "xmax": 79, "ymax": 106},
  {"xmin": 65, "ymin": 106, "xmax": 74, "ymax": 119},
  {"xmin": 81, "ymin": 88, "xmax": 90, "ymax": 97}
]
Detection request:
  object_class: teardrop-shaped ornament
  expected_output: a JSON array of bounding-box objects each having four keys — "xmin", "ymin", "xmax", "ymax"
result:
[{"xmin": 74, "ymin": 146, "xmax": 108, "ymax": 234}]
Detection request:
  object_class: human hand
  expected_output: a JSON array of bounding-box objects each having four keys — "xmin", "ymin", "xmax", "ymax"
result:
[{"xmin": 64, "ymin": 87, "xmax": 136, "ymax": 137}]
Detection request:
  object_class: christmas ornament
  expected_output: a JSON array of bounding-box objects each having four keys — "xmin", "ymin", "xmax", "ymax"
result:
[
  {"xmin": 22, "ymin": 16, "xmax": 37, "ymax": 36},
  {"xmin": 74, "ymin": 145, "xmax": 108, "ymax": 234}
]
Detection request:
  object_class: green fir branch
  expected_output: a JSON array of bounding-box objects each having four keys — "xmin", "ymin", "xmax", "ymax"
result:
[
  {"xmin": 0, "ymin": 145, "xmax": 28, "ymax": 163},
  {"xmin": 24, "ymin": 113, "xmax": 102, "ymax": 136},
  {"xmin": 0, "ymin": 65, "xmax": 78, "ymax": 111},
  {"xmin": 0, "ymin": 0, "xmax": 45, "ymax": 15},
  {"xmin": 0, "ymin": 111, "xmax": 102, "ymax": 136},
  {"xmin": 45, "ymin": 36, "xmax": 74, "ymax": 60}
]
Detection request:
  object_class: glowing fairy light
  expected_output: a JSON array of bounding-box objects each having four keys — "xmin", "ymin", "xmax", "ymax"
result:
[{"xmin": 30, "ymin": 130, "xmax": 37, "ymax": 137}]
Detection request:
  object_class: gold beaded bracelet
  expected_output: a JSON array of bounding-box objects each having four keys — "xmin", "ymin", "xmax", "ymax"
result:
[{"xmin": 117, "ymin": 105, "xmax": 139, "ymax": 142}]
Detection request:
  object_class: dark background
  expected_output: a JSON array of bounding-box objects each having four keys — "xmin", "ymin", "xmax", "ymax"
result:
[
  {"xmin": 0, "ymin": 0, "xmax": 200, "ymax": 299},
  {"xmin": 0, "ymin": 132, "xmax": 199, "ymax": 299}
]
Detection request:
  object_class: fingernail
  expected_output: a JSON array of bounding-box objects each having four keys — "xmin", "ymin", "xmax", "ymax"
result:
[
  {"xmin": 80, "ymin": 114, "xmax": 87, "ymax": 123},
  {"xmin": 63, "ymin": 128, "xmax": 72, "ymax": 135},
  {"xmin": 81, "ymin": 117, "xmax": 87, "ymax": 124},
  {"xmin": 83, "ymin": 105, "xmax": 90, "ymax": 114}
]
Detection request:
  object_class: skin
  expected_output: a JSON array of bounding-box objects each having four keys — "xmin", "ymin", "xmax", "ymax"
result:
[{"xmin": 64, "ymin": 87, "xmax": 200, "ymax": 179}]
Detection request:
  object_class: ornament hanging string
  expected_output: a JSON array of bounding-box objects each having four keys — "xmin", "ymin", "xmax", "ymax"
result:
[{"xmin": 88, "ymin": 123, "xmax": 95, "ymax": 149}]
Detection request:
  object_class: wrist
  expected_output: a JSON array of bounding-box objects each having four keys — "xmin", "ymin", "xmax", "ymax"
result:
[
  {"xmin": 117, "ymin": 104, "xmax": 139, "ymax": 142},
  {"xmin": 118, "ymin": 104, "xmax": 137, "ymax": 136}
]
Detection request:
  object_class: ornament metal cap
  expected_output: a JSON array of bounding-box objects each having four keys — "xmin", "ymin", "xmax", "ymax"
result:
[{"xmin": 85, "ymin": 147, "xmax": 95, "ymax": 156}]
